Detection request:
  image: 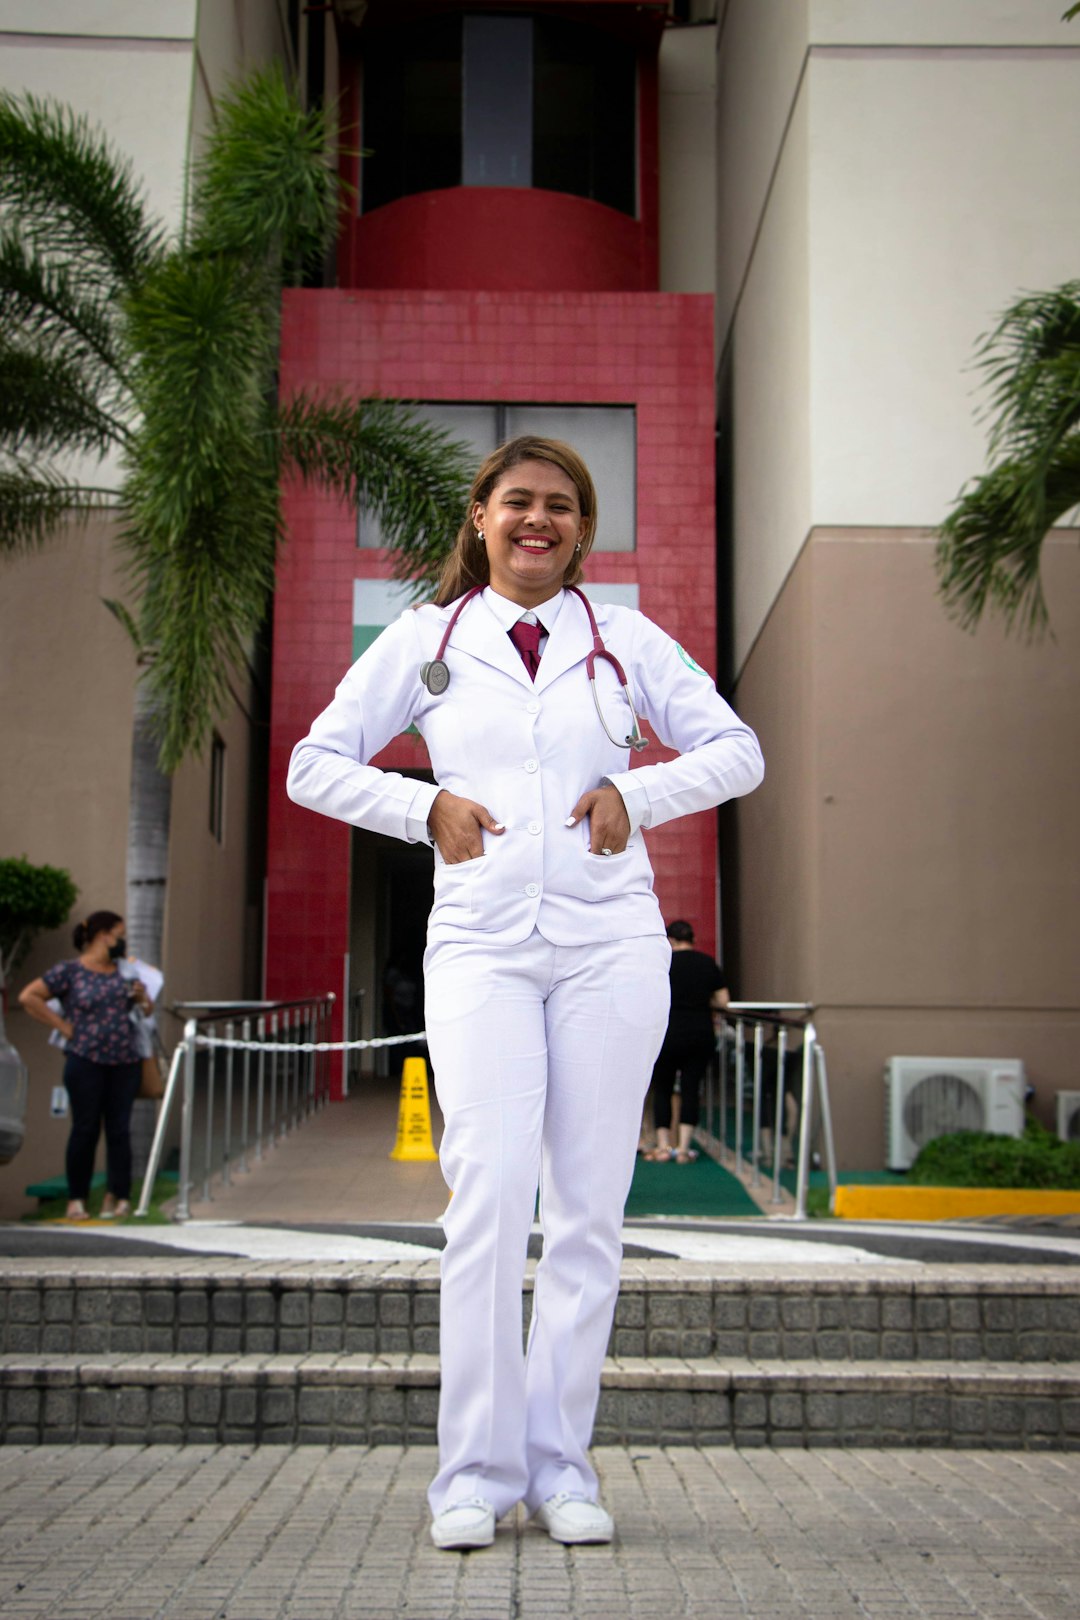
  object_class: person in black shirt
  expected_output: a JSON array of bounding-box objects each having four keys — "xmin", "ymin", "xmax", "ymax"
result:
[{"xmin": 645, "ymin": 920, "xmax": 728, "ymax": 1163}]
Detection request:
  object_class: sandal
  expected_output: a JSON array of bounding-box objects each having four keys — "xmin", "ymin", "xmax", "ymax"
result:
[
  {"xmin": 673, "ymin": 1149, "xmax": 698, "ymax": 1164},
  {"xmin": 645, "ymin": 1147, "xmax": 674, "ymax": 1162},
  {"xmin": 101, "ymin": 1199, "xmax": 132, "ymax": 1220}
]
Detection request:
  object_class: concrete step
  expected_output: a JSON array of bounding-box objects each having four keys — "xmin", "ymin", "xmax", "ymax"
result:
[
  {"xmin": 2, "ymin": 1351, "xmax": 1078, "ymax": 1450},
  {"xmin": 2, "ymin": 1261, "xmax": 1079, "ymax": 1363}
]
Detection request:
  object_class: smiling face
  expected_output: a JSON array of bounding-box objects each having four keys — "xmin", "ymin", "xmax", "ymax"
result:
[{"xmin": 473, "ymin": 459, "xmax": 587, "ymax": 608}]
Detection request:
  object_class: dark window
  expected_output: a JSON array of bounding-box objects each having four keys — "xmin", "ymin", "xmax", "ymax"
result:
[
  {"xmin": 462, "ymin": 15, "xmax": 532, "ymax": 187},
  {"xmin": 360, "ymin": 13, "xmax": 635, "ymax": 216},
  {"xmin": 210, "ymin": 734, "xmax": 226, "ymax": 845},
  {"xmin": 359, "ymin": 403, "xmax": 636, "ymax": 552},
  {"xmin": 361, "ymin": 15, "xmax": 462, "ymax": 214},
  {"xmin": 532, "ymin": 18, "xmax": 636, "ymax": 215}
]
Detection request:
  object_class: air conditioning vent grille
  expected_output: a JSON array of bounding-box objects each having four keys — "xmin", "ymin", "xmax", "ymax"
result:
[
  {"xmin": 1056, "ymin": 1092, "xmax": 1080, "ymax": 1143},
  {"xmin": 885, "ymin": 1057, "xmax": 1025, "ymax": 1171},
  {"xmin": 902, "ymin": 1073, "xmax": 987, "ymax": 1150}
]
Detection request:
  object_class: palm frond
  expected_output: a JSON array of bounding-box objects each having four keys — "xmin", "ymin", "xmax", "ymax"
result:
[
  {"xmin": 0, "ymin": 90, "xmax": 164, "ymax": 293},
  {"xmin": 938, "ymin": 282, "xmax": 1080, "ymax": 634},
  {"xmin": 123, "ymin": 455, "xmax": 281, "ymax": 769},
  {"xmin": 0, "ymin": 462, "xmax": 118, "ymax": 556},
  {"xmin": 0, "ymin": 340, "xmax": 129, "ymax": 460},
  {"xmin": 122, "ymin": 247, "xmax": 283, "ymax": 767},
  {"xmin": 277, "ymin": 392, "xmax": 472, "ymax": 594},
  {"xmin": 188, "ymin": 63, "xmax": 342, "ymax": 278},
  {"xmin": 0, "ymin": 227, "xmax": 128, "ymax": 389},
  {"xmin": 124, "ymin": 251, "xmax": 275, "ymax": 515},
  {"xmin": 936, "ymin": 433, "xmax": 1080, "ymax": 637}
]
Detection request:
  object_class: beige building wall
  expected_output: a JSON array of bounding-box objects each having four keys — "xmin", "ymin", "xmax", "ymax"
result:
[
  {"xmin": 0, "ymin": 0, "xmax": 300, "ymax": 1215},
  {"xmin": 0, "ymin": 518, "xmax": 135, "ymax": 1215},
  {"xmin": 659, "ymin": 23, "xmax": 717, "ymax": 295},
  {"xmin": 718, "ymin": 1, "xmax": 1080, "ymax": 1163}
]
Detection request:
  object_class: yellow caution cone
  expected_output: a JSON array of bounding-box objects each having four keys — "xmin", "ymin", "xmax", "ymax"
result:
[{"xmin": 389, "ymin": 1055, "xmax": 439, "ymax": 1161}]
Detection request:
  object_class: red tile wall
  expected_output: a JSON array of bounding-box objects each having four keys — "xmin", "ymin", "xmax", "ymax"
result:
[{"xmin": 267, "ymin": 290, "xmax": 717, "ymax": 1081}]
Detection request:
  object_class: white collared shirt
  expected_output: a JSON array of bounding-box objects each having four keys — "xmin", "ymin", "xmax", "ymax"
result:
[{"xmin": 481, "ymin": 585, "xmax": 564, "ymax": 655}]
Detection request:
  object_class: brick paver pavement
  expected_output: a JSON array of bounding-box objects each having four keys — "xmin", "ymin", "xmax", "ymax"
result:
[{"xmin": 0, "ymin": 1444, "xmax": 1077, "ymax": 1619}]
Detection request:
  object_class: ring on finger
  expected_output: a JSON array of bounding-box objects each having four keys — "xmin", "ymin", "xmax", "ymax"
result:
[{"xmin": 601, "ymin": 846, "xmax": 614, "ymax": 857}]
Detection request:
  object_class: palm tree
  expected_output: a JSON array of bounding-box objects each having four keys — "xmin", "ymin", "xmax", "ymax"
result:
[
  {"xmin": 937, "ymin": 0, "xmax": 1080, "ymax": 637},
  {"xmin": 936, "ymin": 282, "xmax": 1080, "ymax": 637},
  {"xmin": 0, "ymin": 66, "xmax": 470, "ymax": 968}
]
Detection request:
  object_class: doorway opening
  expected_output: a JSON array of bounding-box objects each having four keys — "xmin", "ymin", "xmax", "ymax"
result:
[{"xmin": 349, "ymin": 809, "xmax": 433, "ymax": 1088}]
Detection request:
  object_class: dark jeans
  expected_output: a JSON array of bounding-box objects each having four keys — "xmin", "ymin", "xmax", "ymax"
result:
[
  {"xmin": 63, "ymin": 1053, "xmax": 141, "ymax": 1201},
  {"xmin": 651, "ymin": 1034, "xmax": 714, "ymax": 1130}
]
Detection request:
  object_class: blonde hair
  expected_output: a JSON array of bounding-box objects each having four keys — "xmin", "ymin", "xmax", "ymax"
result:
[{"xmin": 434, "ymin": 435, "xmax": 598, "ymax": 607}]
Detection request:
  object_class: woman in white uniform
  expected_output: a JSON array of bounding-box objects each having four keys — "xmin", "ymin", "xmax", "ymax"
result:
[{"xmin": 287, "ymin": 436, "xmax": 764, "ymax": 1550}]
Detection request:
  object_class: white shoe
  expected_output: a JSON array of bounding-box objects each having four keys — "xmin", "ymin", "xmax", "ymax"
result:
[
  {"xmin": 534, "ymin": 1492, "xmax": 614, "ymax": 1545},
  {"xmin": 430, "ymin": 1496, "xmax": 496, "ymax": 1551}
]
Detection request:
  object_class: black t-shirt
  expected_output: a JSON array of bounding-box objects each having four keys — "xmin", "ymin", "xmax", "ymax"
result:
[{"xmin": 666, "ymin": 949, "xmax": 727, "ymax": 1045}]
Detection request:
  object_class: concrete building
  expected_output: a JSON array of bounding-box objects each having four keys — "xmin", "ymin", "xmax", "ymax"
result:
[
  {"xmin": 716, "ymin": 1, "xmax": 1080, "ymax": 1162},
  {"xmin": 2, "ymin": 1, "xmax": 1077, "ymax": 1211},
  {"xmin": 0, "ymin": 0, "xmax": 318, "ymax": 1215}
]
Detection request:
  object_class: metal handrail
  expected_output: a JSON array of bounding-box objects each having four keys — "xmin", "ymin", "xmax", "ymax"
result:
[
  {"xmin": 705, "ymin": 1001, "xmax": 838, "ymax": 1220},
  {"xmin": 137, "ymin": 994, "xmax": 336, "ymax": 1222}
]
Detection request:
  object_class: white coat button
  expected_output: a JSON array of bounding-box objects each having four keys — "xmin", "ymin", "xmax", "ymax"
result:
[
  {"xmin": 525, "ymin": 882, "xmax": 540, "ymax": 898},
  {"xmin": 524, "ymin": 758, "xmax": 538, "ymax": 773},
  {"xmin": 526, "ymin": 700, "xmax": 540, "ymax": 715},
  {"xmin": 527, "ymin": 821, "xmax": 542, "ymax": 835}
]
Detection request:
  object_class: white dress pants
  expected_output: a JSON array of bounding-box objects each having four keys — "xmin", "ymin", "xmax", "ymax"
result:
[{"xmin": 424, "ymin": 928, "xmax": 671, "ymax": 1518}]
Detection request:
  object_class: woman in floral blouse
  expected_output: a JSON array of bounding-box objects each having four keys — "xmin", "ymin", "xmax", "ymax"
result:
[{"xmin": 20, "ymin": 910, "xmax": 150, "ymax": 1221}]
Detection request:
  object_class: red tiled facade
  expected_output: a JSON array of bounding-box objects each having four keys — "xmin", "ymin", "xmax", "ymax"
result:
[{"xmin": 266, "ymin": 288, "xmax": 718, "ymax": 1070}]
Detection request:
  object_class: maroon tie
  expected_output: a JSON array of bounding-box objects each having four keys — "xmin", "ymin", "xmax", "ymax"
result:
[{"xmin": 509, "ymin": 618, "xmax": 542, "ymax": 681}]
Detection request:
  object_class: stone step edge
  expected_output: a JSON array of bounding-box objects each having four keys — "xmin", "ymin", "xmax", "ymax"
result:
[
  {"xmin": 2, "ymin": 1353, "xmax": 1078, "ymax": 1395},
  {"xmin": 3, "ymin": 1263, "xmax": 1080, "ymax": 1296}
]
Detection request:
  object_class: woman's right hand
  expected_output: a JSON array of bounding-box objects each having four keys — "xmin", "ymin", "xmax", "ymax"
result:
[{"xmin": 428, "ymin": 790, "xmax": 505, "ymax": 864}]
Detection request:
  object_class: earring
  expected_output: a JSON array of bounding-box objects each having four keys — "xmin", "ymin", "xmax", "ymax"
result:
[
  {"xmin": 478, "ymin": 529, "xmax": 485, "ymax": 543},
  {"xmin": 574, "ymin": 542, "xmax": 581, "ymax": 553}
]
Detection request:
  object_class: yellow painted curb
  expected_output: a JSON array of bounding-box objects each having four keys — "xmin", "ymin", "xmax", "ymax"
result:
[{"xmin": 834, "ymin": 1185, "xmax": 1080, "ymax": 1221}]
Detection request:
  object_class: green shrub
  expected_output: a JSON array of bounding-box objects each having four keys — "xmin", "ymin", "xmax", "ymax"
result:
[
  {"xmin": 909, "ymin": 1119, "xmax": 1080, "ymax": 1189},
  {"xmin": 0, "ymin": 856, "xmax": 79, "ymax": 983}
]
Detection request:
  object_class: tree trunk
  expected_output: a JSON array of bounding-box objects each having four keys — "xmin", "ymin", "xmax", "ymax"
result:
[{"xmin": 126, "ymin": 675, "xmax": 172, "ymax": 1177}]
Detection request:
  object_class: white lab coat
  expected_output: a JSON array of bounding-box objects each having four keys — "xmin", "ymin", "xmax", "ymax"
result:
[
  {"xmin": 288, "ymin": 584, "xmax": 764, "ymax": 1522},
  {"xmin": 287, "ymin": 587, "xmax": 764, "ymax": 942}
]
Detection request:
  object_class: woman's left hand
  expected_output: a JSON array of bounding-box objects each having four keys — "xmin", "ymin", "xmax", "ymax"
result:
[{"xmin": 566, "ymin": 785, "xmax": 631, "ymax": 856}]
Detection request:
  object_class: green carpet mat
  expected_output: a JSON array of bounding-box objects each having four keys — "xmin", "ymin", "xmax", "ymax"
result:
[{"xmin": 625, "ymin": 1153, "xmax": 761, "ymax": 1218}]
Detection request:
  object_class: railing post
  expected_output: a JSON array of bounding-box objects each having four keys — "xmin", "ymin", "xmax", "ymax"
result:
[
  {"xmin": 771, "ymin": 1024, "xmax": 788, "ymax": 1205},
  {"xmin": 240, "ymin": 1016, "xmax": 252, "ymax": 1172},
  {"xmin": 269, "ymin": 1010, "xmax": 280, "ymax": 1141},
  {"xmin": 222, "ymin": 1020, "xmax": 234, "ymax": 1187},
  {"xmin": 794, "ymin": 1022, "xmax": 817, "ymax": 1221},
  {"xmin": 201, "ymin": 1019, "xmax": 216, "ymax": 1204},
  {"xmin": 733, "ymin": 1020, "xmax": 745, "ymax": 1171},
  {"xmin": 814, "ymin": 1035, "xmax": 839, "ymax": 1213},
  {"xmin": 134, "ymin": 1040, "xmax": 186, "ymax": 1218},
  {"xmin": 255, "ymin": 1013, "xmax": 266, "ymax": 1161},
  {"xmin": 177, "ymin": 1018, "xmax": 198, "ymax": 1222},
  {"xmin": 750, "ymin": 1021, "xmax": 764, "ymax": 1186}
]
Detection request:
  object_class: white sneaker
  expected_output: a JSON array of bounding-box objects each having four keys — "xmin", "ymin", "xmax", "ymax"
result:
[
  {"xmin": 534, "ymin": 1492, "xmax": 614, "ymax": 1544},
  {"xmin": 430, "ymin": 1496, "xmax": 496, "ymax": 1551}
]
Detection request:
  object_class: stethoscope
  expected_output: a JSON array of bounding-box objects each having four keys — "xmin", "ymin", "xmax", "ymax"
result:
[{"xmin": 419, "ymin": 585, "xmax": 648, "ymax": 752}]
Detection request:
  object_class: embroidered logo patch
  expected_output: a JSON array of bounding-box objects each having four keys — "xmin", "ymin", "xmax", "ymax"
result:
[{"xmin": 676, "ymin": 644, "xmax": 708, "ymax": 675}]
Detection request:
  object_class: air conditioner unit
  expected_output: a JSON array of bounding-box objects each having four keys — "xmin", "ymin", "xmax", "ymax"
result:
[
  {"xmin": 1056, "ymin": 1092, "xmax": 1080, "ymax": 1144},
  {"xmin": 884, "ymin": 1057, "xmax": 1025, "ymax": 1172}
]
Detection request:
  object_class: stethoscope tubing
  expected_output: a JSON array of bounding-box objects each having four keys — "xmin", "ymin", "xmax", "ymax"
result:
[{"xmin": 419, "ymin": 585, "xmax": 647, "ymax": 751}]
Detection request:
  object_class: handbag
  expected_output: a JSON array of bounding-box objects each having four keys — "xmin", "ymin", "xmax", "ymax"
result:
[{"xmin": 138, "ymin": 1054, "xmax": 165, "ymax": 1100}]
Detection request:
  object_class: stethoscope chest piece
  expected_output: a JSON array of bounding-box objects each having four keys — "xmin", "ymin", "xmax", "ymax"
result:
[{"xmin": 420, "ymin": 659, "xmax": 451, "ymax": 696}]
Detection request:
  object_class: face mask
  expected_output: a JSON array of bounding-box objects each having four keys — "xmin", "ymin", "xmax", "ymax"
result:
[{"xmin": 108, "ymin": 937, "xmax": 127, "ymax": 961}]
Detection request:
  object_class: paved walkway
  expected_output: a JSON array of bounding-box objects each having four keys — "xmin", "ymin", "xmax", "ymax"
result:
[{"xmin": 1, "ymin": 1442, "xmax": 1077, "ymax": 1619}]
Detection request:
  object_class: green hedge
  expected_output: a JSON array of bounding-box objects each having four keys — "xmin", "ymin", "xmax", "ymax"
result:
[{"xmin": 909, "ymin": 1120, "xmax": 1080, "ymax": 1189}]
